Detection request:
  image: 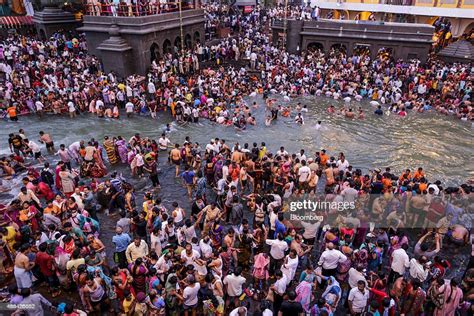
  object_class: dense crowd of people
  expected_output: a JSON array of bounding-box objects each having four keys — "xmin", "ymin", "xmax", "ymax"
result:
[
  {"xmin": 1, "ymin": 6, "xmax": 472, "ymax": 124},
  {"xmin": 0, "ymin": 3, "xmax": 473, "ymax": 316},
  {"xmin": 1, "ymin": 127, "xmax": 474, "ymax": 315}
]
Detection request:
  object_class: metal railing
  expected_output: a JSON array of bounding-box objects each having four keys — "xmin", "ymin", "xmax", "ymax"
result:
[
  {"xmin": 83, "ymin": 2, "xmax": 195, "ymax": 16},
  {"xmin": 315, "ymin": 0, "xmax": 468, "ymax": 6}
]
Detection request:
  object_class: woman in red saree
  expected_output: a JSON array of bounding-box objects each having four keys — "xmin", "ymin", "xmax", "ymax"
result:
[
  {"xmin": 111, "ymin": 266, "xmax": 135, "ymax": 304},
  {"xmin": 90, "ymin": 145, "xmax": 107, "ymax": 178},
  {"xmin": 19, "ymin": 201, "xmax": 39, "ymax": 232},
  {"xmin": 55, "ymin": 162, "xmax": 64, "ymax": 191},
  {"xmin": 401, "ymin": 279, "xmax": 426, "ymax": 316},
  {"xmin": 128, "ymin": 258, "xmax": 148, "ymax": 294}
]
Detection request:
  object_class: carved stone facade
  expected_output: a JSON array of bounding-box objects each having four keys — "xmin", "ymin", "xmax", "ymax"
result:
[
  {"xmin": 33, "ymin": 6, "xmax": 79, "ymax": 39},
  {"xmin": 272, "ymin": 19, "xmax": 434, "ymax": 63},
  {"xmin": 79, "ymin": 9, "xmax": 205, "ymax": 77}
]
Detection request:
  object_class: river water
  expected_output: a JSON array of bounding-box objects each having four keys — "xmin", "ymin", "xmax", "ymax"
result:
[
  {"xmin": 0, "ymin": 94, "xmax": 472, "ymax": 285},
  {"xmin": 2, "ymin": 95, "xmax": 473, "ymax": 187}
]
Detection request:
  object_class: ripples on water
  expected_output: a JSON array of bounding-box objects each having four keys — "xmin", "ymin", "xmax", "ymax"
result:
[{"xmin": 1, "ymin": 95, "xmax": 473, "ymax": 187}]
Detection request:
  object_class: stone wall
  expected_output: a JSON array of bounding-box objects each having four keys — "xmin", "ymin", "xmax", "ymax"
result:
[
  {"xmin": 79, "ymin": 9, "xmax": 205, "ymax": 77},
  {"xmin": 273, "ymin": 19, "xmax": 434, "ymax": 63}
]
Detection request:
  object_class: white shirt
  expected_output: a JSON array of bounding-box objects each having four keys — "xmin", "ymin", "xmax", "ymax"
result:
[
  {"xmin": 147, "ymin": 82, "xmax": 156, "ymax": 94},
  {"xmin": 341, "ymin": 187, "xmax": 358, "ymax": 203},
  {"xmin": 68, "ymin": 141, "xmax": 80, "ymax": 151},
  {"xmin": 125, "ymin": 102, "xmax": 134, "ymax": 113},
  {"xmin": 222, "ymin": 165, "xmax": 229, "ymax": 180},
  {"xmin": 298, "ymin": 165, "xmax": 311, "ymax": 182},
  {"xmin": 409, "ymin": 258, "xmax": 428, "ymax": 282},
  {"xmin": 301, "ymin": 221, "xmax": 320, "ymax": 240},
  {"xmin": 126, "ymin": 85, "xmax": 133, "ymax": 97},
  {"xmin": 273, "ymin": 275, "xmax": 288, "ymax": 295},
  {"xmin": 223, "ymin": 274, "xmax": 246, "ymax": 296},
  {"xmin": 183, "ymin": 283, "xmax": 200, "ymax": 306},
  {"xmin": 35, "ymin": 101, "xmax": 44, "ymax": 111},
  {"xmin": 428, "ymin": 184, "xmax": 440, "ymax": 195},
  {"xmin": 134, "ymin": 154, "xmax": 144, "ymax": 167},
  {"xmin": 262, "ymin": 309, "xmax": 273, "ymax": 316},
  {"xmin": 266, "ymin": 239, "xmax": 288, "ymax": 260},
  {"xmin": 125, "ymin": 240, "xmax": 149, "ymax": 263},
  {"xmin": 199, "ymin": 240, "xmax": 212, "ymax": 258},
  {"xmin": 28, "ymin": 141, "xmax": 41, "ymax": 153},
  {"xmin": 205, "ymin": 143, "xmax": 215, "ymax": 154},
  {"xmin": 348, "ymin": 287, "xmax": 369, "ymax": 313},
  {"xmin": 391, "ymin": 248, "xmax": 410, "ymax": 275},
  {"xmin": 68, "ymin": 101, "xmax": 75, "ymax": 112},
  {"xmin": 269, "ymin": 210, "xmax": 278, "ymax": 230},
  {"xmin": 348, "ymin": 268, "xmax": 366, "ymax": 289},
  {"xmin": 158, "ymin": 137, "xmax": 171, "ymax": 150},
  {"xmin": 154, "ymin": 255, "xmax": 170, "ymax": 275},
  {"xmin": 215, "ymin": 179, "xmax": 227, "ymax": 196},
  {"xmin": 281, "ymin": 255, "xmax": 299, "ymax": 284},
  {"xmin": 95, "ymin": 99, "xmax": 104, "ymax": 109},
  {"xmin": 336, "ymin": 159, "xmax": 350, "ymax": 172},
  {"xmin": 229, "ymin": 307, "xmax": 248, "ymax": 316},
  {"xmin": 181, "ymin": 249, "xmax": 200, "ymax": 266},
  {"xmin": 318, "ymin": 249, "xmax": 347, "ymax": 270},
  {"xmin": 296, "ymin": 153, "xmax": 307, "ymax": 162},
  {"xmin": 276, "ymin": 150, "xmax": 288, "ymax": 157}
]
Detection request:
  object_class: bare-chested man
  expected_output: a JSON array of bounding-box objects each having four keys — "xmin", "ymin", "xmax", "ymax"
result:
[
  {"xmin": 202, "ymin": 203, "xmax": 221, "ymax": 236},
  {"xmin": 223, "ymin": 228, "xmax": 239, "ymax": 269},
  {"xmin": 14, "ymin": 244, "xmax": 34, "ymax": 289},
  {"xmin": 169, "ymin": 144, "xmax": 182, "ymax": 177},
  {"xmin": 410, "ymin": 190, "xmax": 429, "ymax": 227},
  {"xmin": 39, "ymin": 131, "xmax": 55, "ymax": 153}
]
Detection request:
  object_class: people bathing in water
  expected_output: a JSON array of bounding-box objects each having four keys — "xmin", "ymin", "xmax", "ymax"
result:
[
  {"xmin": 2, "ymin": 15, "xmax": 472, "ymax": 125},
  {"xmin": 295, "ymin": 112, "xmax": 304, "ymax": 124}
]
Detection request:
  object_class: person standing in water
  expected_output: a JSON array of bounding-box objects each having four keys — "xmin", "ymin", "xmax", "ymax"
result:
[
  {"xmin": 170, "ymin": 144, "xmax": 182, "ymax": 177},
  {"xmin": 295, "ymin": 113, "xmax": 304, "ymax": 125},
  {"xmin": 38, "ymin": 131, "xmax": 55, "ymax": 153}
]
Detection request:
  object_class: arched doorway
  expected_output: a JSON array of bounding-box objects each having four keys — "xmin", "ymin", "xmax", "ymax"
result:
[
  {"xmin": 307, "ymin": 42, "xmax": 324, "ymax": 53},
  {"xmin": 428, "ymin": 16, "xmax": 439, "ymax": 26},
  {"xmin": 39, "ymin": 29, "xmax": 46, "ymax": 41},
  {"xmin": 185, "ymin": 34, "xmax": 192, "ymax": 49},
  {"xmin": 330, "ymin": 43, "xmax": 347, "ymax": 55},
  {"xmin": 150, "ymin": 43, "xmax": 160, "ymax": 62},
  {"xmin": 163, "ymin": 39, "xmax": 172, "ymax": 55},
  {"xmin": 407, "ymin": 15, "xmax": 416, "ymax": 23},
  {"xmin": 394, "ymin": 14, "xmax": 415, "ymax": 23},
  {"xmin": 194, "ymin": 31, "xmax": 201, "ymax": 44},
  {"xmin": 326, "ymin": 10, "xmax": 340, "ymax": 19},
  {"xmin": 461, "ymin": 21, "xmax": 474, "ymax": 36},
  {"xmin": 339, "ymin": 10, "xmax": 349, "ymax": 20},
  {"xmin": 174, "ymin": 36, "xmax": 182, "ymax": 53},
  {"xmin": 355, "ymin": 11, "xmax": 374, "ymax": 21},
  {"xmin": 377, "ymin": 47, "xmax": 394, "ymax": 61},
  {"xmin": 353, "ymin": 44, "xmax": 371, "ymax": 57}
]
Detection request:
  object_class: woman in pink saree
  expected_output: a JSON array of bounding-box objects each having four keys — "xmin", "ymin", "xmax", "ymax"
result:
[
  {"xmin": 434, "ymin": 279, "xmax": 463, "ymax": 316},
  {"xmin": 54, "ymin": 245, "xmax": 71, "ymax": 288},
  {"xmin": 115, "ymin": 136, "xmax": 128, "ymax": 163},
  {"xmin": 296, "ymin": 280, "xmax": 313, "ymax": 312},
  {"xmin": 252, "ymin": 252, "xmax": 269, "ymax": 291}
]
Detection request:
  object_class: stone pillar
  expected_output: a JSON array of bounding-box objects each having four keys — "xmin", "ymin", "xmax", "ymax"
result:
[
  {"xmin": 96, "ymin": 24, "xmax": 134, "ymax": 78},
  {"xmin": 346, "ymin": 41, "xmax": 354, "ymax": 56},
  {"xmin": 33, "ymin": 6, "xmax": 78, "ymax": 39},
  {"xmin": 286, "ymin": 19, "xmax": 303, "ymax": 54}
]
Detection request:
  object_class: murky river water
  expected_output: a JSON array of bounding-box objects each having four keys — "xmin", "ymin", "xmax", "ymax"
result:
[
  {"xmin": 0, "ymin": 94, "xmax": 472, "ymax": 291},
  {"xmin": 2, "ymin": 95, "xmax": 473, "ymax": 187}
]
